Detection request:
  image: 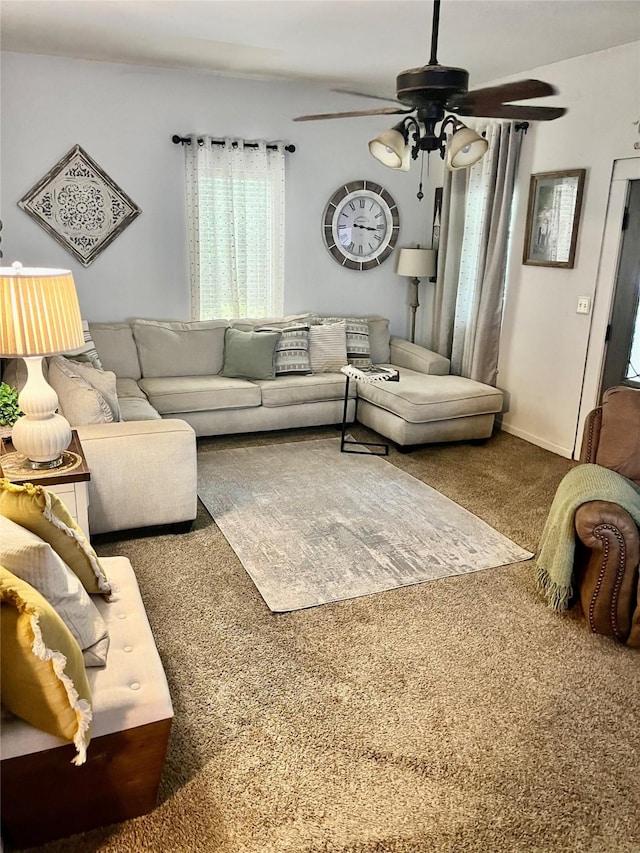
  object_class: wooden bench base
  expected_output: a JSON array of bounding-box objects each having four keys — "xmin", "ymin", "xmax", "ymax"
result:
[{"xmin": 1, "ymin": 718, "xmax": 171, "ymax": 849}]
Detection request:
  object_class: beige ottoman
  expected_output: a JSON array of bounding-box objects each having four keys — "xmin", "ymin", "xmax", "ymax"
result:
[
  {"xmin": 355, "ymin": 369, "xmax": 504, "ymax": 448},
  {"xmin": 1, "ymin": 556, "xmax": 173, "ymax": 849}
]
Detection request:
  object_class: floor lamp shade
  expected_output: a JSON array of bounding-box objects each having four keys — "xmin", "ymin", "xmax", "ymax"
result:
[
  {"xmin": 396, "ymin": 248, "xmax": 436, "ymax": 279},
  {"xmin": 0, "ymin": 263, "xmax": 84, "ymax": 467}
]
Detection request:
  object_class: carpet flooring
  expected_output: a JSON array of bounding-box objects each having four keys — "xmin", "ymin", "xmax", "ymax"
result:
[
  {"xmin": 30, "ymin": 426, "xmax": 640, "ymax": 853},
  {"xmin": 197, "ymin": 437, "xmax": 532, "ymax": 611}
]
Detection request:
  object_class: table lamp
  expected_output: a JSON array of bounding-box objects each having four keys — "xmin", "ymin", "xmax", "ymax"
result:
[
  {"xmin": 396, "ymin": 247, "xmax": 436, "ymax": 343},
  {"xmin": 0, "ymin": 262, "xmax": 84, "ymax": 468}
]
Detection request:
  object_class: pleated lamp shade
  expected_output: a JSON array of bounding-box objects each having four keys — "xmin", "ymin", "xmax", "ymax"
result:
[{"xmin": 0, "ymin": 263, "xmax": 84, "ymax": 357}]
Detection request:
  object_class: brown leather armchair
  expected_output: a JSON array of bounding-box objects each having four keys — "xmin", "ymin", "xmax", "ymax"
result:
[{"xmin": 574, "ymin": 385, "xmax": 640, "ymax": 647}]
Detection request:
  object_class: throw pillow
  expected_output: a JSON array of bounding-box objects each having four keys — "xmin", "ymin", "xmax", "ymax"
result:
[
  {"xmin": 64, "ymin": 320, "xmax": 104, "ymax": 370},
  {"xmin": 257, "ymin": 325, "xmax": 312, "ymax": 376},
  {"xmin": 221, "ymin": 328, "xmax": 281, "ymax": 381},
  {"xmin": 0, "ymin": 566, "xmax": 92, "ymax": 765},
  {"xmin": 0, "ymin": 516, "xmax": 109, "ymax": 667},
  {"xmin": 48, "ymin": 356, "xmax": 119, "ymax": 426},
  {"xmin": 62, "ymin": 357, "xmax": 121, "ymax": 422},
  {"xmin": 320, "ymin": 317, "xmax": 372, "ymax": 367},
  {"xmin": 308, "ymin": 321, "xmax": 348, "ymax": 373},
  {"xmin": 0, "ymin": 479, "xmax": 111, "ymax": 596}
]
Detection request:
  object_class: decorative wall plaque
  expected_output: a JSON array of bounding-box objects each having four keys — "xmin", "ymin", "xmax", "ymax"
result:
[{"xmin": 18, "ymin": 145, "xmax": 141, "ymax": 267}]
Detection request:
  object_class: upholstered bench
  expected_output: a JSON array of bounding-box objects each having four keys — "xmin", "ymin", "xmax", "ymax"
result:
[
  {"xmin": 1, "ymin": 556, "xmax": 173, "ymax": 849},
  {"xmin": 355, "ymin": 369, "xmax": 504, "ymax": 448}
]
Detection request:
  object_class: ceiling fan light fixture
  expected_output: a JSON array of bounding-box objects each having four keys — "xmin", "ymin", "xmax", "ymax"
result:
[
  {"xmin": 445, "ymin": 126, "xmax": 489, "ymax": 171},
  {"xmin": 368, "ymin": 127, "xmax": 410, "ymax": 171}
]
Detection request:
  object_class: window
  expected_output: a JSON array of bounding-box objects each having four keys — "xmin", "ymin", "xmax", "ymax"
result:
[{"xmin": 185, "ymin": 137, "xmax": 285, "ymax": 320}]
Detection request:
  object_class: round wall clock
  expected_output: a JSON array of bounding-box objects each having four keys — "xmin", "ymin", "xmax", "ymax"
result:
[{"xmin": 322, "ymin": 180, "xmax": 400, "ymax": 271}]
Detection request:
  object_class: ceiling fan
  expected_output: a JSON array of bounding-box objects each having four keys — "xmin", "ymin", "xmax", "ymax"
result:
[{"xmin": 293, "ymin": 0, "xmax": 566, "ymax": 171}]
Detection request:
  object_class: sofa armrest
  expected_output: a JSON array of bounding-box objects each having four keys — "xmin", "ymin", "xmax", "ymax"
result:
[
  {"xmin": 76, "ymin": 419, "xmax": 197, "ymax": 535},
  {"xmin": 388, "ymin": 337, "xmax": 450, "ymax": 375},
  {"xmin": 574, "ymin": 500, "xmax": 640, "ymax": 644}
]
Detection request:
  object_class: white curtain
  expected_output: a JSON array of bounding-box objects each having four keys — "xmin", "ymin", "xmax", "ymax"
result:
[
  {"xmin": 432, "ymin": 121, "xmax": 524, "ymax": 385},
  {"xmin": 185, "ymin": 136, "xmax": 285, "ymax": 320}
]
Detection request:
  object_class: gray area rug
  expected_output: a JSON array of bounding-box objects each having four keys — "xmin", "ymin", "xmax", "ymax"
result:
[{"xmin": 197, "ymin": 437, "xmax": 532, "ymax": 611}]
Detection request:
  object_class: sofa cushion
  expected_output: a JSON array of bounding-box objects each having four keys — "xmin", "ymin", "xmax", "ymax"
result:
[
  {"xmin": 0, "ymin": 566, "xmax": 92, "ymax": 765},
  {"xmin": 132, "ymin": 319, "xmax": 228, "ymax": 378},
  {"xmin": 221, "ymin": 328, "xmax": 280, "ymax": 381},
  {"xmin": 308, "ymin": 322, "xmax": 348, "ymax": 373},
  {"xmin": 230, "ymin": 313, "xmax": 315, "ymax": 332},
  {"xmin": 48, "ymin": 356, "xmax": 120, "ymax": 426},
  {"xmin": 115, "ymin": 378, "xmax": 162, "ymax": 421},
  {"xmin": 89, "ymin": 323, "xmax": 142, "ymax": 381},
  {"xmin": 0, "ymin": 517, "xmax": 109, "ymax": 667},
  {"xmin": 255, "ymin": 373, "xmax": 356, "ymax": 408},
  {"xmin": 356, "ymin": 369, "xmax": 503, "ymax": 424},
  {"xmin": 0, "ymin": 479, "xmax": 111, "ymax": 596},
  {"xmin": 139, "ymin": 375, "xmax": 261, "ymax": 414}
]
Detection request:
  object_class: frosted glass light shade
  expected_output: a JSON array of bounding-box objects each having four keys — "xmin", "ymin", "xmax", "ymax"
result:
[
  {"xmin": 396, "ymin": 248, "xmax": 436, "ymax": 279},
  {"xmin": 0, "ymin": 264, "xmax": 84, "ymax": 357},
  {"xmin": 445, "ymin": 127, "xmax": 489, "ymax": 171},
  {"xmin": 368, "ymin": 129, "xmax": 410, "ymax": 171},
  {"xmin": 0, "ymin": 263, "xmax": 84, "ymax": 467}
]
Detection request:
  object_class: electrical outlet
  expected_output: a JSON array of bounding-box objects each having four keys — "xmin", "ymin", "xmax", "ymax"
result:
[{"xmin": 576, "ymin": 296, "xmax": 591, "ymax": 314}]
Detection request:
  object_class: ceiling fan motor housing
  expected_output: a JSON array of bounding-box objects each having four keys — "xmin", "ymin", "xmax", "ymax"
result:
[{"xmin": 396, "ymin": 65, "xmax": 469, "ymax": 109}]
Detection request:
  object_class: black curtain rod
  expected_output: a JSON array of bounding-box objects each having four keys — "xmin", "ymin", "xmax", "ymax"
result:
[{"xmin": 172, "ymin": 134, "xmax": 295, "ymax": 153}]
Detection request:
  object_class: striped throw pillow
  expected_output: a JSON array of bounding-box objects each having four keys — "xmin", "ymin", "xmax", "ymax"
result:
[
  {"xmin": 258, "ymin": 325, "xmax": 312, "ymax": 376},
  {"xmin": 319, "ymin": 317, "xmax": 372, "ymax": 367},
  {"xmin": 308, "ymin": 321, "xmax": 348, "ymax": 373},
  {"xmin": 64, "ymin": 320, "xmax": 103, "ymax": 370}
]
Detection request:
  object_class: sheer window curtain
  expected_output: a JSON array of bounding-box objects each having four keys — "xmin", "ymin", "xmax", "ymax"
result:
[
  {"xmin": 185, "ymin": 136, "xmax": 285, "ymax": 320},
  {"xmin": 431, "ymin": 121, "xmax": 524, "ymax": 385}
]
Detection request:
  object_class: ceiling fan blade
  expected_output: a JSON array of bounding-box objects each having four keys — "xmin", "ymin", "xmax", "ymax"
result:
[
  {"xmin": 449, "ymin": 103, "xmax": 566, "ymax": 121},
  {"xmin": 331, "ymin": 88, "xmax": 401, "ymax": 104},
  {"xmin": 449, "ymin": 79, "xmax": 558, "ymax": 109},
  {"xmin": 293, "ymin": 106, "xmax": 412, "ymax": 122}
]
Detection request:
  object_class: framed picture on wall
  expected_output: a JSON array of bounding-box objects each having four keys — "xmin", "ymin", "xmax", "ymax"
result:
[{"xmin": 523, "ymin": 169, "xmax": 586, "ymax": 268}]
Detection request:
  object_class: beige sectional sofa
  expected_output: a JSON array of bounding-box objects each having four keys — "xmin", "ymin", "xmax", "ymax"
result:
[
  {"xmin": 2, "ymin": 314, "xmax": 503, "ymax": 536},
  {"xmin": 87, "ymin": 315, "xmax": 503, "ymax": 448}
]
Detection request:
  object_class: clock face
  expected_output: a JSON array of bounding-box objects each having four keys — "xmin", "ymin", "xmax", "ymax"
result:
[{"xmin": 323, "ymin": 180, "xmax": 400, "ymax": 271}]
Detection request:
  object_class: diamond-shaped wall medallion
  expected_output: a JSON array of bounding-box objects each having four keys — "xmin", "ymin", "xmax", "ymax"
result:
[{"xmin": 18, "ymin": 145, "xmax": 141, "ymax": 267}]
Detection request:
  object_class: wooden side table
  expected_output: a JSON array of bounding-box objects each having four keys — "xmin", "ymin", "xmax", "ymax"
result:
[{"xmin": 0, "ymin": 431, "xmax": 91, "ymax": 538}]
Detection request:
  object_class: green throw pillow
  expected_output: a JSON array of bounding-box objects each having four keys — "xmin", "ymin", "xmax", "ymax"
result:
[{"xmin": 221, "ymin": 328, "xmax": 281, "ymax": 381}]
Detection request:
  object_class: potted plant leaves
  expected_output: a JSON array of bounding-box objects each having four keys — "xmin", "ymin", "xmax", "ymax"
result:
[{"xmin": 0, "ymin": 382, "xmax": 22, "ymax": 438}]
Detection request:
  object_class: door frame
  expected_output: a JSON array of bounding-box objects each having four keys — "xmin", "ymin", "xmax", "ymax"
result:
[{"xmin": 576, "ymin": 156, "xmax": 640, "ymax": 454}]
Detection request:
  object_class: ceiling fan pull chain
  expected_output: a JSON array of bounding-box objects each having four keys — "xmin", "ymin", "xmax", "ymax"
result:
[{"xmin": 416, "ymin": 150, "xmax": 427, "ymax": 201}]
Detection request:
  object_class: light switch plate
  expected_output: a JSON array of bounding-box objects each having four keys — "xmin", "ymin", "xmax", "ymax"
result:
[{"xmin": 576, "ymin": 296, "xmax": 591, "ymax": 314}]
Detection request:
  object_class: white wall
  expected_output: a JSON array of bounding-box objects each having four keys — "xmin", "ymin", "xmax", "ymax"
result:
[
  {"xmin": 497, "ymin": 42, "xmax": 640, "ymax": 458},
  {"xmin": 0, "ymin": 52, "xmax": 434, "ymax": 337}
]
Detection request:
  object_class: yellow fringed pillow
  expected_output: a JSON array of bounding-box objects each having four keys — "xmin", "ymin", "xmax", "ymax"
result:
[
  {"xmin": 0, "ymin": 479, "xmax": 110, "ymax": 595},
  {"xmin": 0, "ymin": 566, "xmax": 93, "ymax": 765}
]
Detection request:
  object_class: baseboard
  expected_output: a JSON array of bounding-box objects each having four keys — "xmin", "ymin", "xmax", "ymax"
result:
[{"xmin": 498, "ymin": 421, "xmax": 573, "ymax": 459}]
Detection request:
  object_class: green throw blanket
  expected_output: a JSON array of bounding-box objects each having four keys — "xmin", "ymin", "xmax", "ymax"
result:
[{"xmin": 536, "ymin": 463, "xmax": 640, "ymax": 611}]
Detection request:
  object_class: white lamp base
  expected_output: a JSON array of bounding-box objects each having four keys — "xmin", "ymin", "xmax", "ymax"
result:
[{"xmin": 10, "ymin": 357, "xmax": 71, "ymax": 468}]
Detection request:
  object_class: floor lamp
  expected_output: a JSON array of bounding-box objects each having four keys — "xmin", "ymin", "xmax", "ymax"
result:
[
  {"xmin": 396, "ymin": 247, "xmax": 436, "ymax": 343},
  {"xmin": 0, "ymin": 262, "xmax": 84, "ymax": 468}
]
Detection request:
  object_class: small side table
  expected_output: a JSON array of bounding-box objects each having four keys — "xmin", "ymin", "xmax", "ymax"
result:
[
  {"xmin": 340, "ymin": 365, "xmax": 399, "ymax": 456},
  {"xmin": 0, "ymin": 431, "xmax": 91, "ymax": 538}
]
